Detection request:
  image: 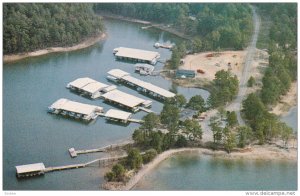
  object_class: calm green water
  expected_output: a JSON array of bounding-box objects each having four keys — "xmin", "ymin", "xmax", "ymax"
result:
[
  {"xmin": 3, "ymin": 18, "xmax": 209, "ymax": 190},
  {"xmin": 134, "ymin": 152, "xmax": 297, "ymax": 190}
]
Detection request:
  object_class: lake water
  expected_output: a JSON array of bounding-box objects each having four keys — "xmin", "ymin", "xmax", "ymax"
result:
[
  {"xmin": 3, "ymin": 18, "xmax": 209, "ymax": 190},
  {"xmin": 134, "ymin": 152, "xmax": 298, "ymax": 190},
  {"xmin": 3, "ymin": 18, "xmax": 297, "ymax": 191}
]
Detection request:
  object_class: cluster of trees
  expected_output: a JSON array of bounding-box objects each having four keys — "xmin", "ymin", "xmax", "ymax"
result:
[
  {"xmin": 105, "ymin": 148, "xmax": 156, "ymax": 182},
  {"xmin": 4, "ymin": 3, "xmax": 104, "ymax": 54},
  {"xmin": 132, "ymin": 94, "xmax": 206, "ymax": 152},
  {"xmin": 95, "ymin": 3, "xmax": 253, "ymax": 51},
  {"xmin": 239, "ymin": 4, "xmax": 296, "ymax": 148},
  {"xmin": 242, "ymin": 93, "xmax": 293, "ymax": 146},
  {"xmin": 209, "ymin": 109, "xmax": 248, "ymax": 152},
  {"xmin": 208, "ymin": 70, "xmax": 239, "ymax": 108}
]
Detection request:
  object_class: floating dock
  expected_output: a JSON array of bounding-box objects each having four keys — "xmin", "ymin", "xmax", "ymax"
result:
[
  {"xmin": 66, "ymin": 77, "xmax": 116, "ymax": 99},
  {"xmin": 154, "ymin": 42, "xmax": 173, "ymax": 49},
  {"xmin": 104, "ymin": 109, "xmax": 132, "ymax": 123},
  {"xmin": 101, "ymin": 89, "xmax": 152, "ymax": 112},
  {"xmin": 113, "ymin": 47, "xmax": 160, "ymax": 65},
  {"xmin": 107, "ymin": 69, "xmax": 176, "ymax": 100},
  {"xmin": 48, "ymin": 98, "xmax": 103, "ymax": 121}
]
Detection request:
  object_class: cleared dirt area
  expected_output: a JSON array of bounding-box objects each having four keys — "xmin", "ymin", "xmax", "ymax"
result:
[{"xmin": 180, "ymin": 50, "xmax": 247, "ymax": 81}]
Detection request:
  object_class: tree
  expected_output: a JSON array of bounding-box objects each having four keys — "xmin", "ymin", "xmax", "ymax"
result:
[
  {"xmin": 227, "ymin": 111, "xmax": 238, "ymax": 127},
  {"xmin": 175, "ymin": 135, "xmax": 188, "ymax": 147},
  {"xmin": 126, "ymin": 148, "xmax": 143, "ymax": 170},
  {"xmin": 160, "ymin": 103, "xmax": 180, "ymax": 132},
  {"xmin": 175, "ymin": 94, "xmax": 187, "ymax": 108},
  {"xmin": 142, "ymin": 149, "xmax": 157, "ymax": 164},
  {"xmin": 209, "ymin": 116, "xmax": 223, "ymax": 146},
  {"xmin": 183, "ymin": 119, "xmax": 202, "ymax": 140},
  {"xmin": 186, "ymin": 95, "xmax": 206, "ymax": 112},
  {"xmin": 242, "ymin": 93, "xmax": 266, "ymax": 127},
  {"xmin": 247, "ymin": 76, "xmax": 255, "ymax": 87},
  {"xmin": 223, "ymin": 126, "xmax": 236, "ymax": 153},
  {"xmin": 141, "ymin": 113, "xmax": 160, "ymax": 139},
  {"xmin": 111, "ymin": 164, "xmax": 126, "ymax": 182},
  {"xmin": 237, "ymin": 126, "xmax": 253, "ymax": 148},
  {"xmin": 279, "ymin": 122, "xmax": 293, "ymax": 148},
  {"xmin": 132, "ymin": 128, "xmax": 145, "ymax": 146}
]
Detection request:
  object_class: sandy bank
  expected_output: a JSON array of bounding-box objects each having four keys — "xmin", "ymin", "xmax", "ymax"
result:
[
  {"xmin": 271, "ymin": 81, "xmax": 297, "ymax": 116},
  {"xmin": 103, "ymin": 144, "xmax": 297, "ymax": 190},
  {"xmin": 4, "ymin": 33, "xmax": 106, "ymax": 63}
]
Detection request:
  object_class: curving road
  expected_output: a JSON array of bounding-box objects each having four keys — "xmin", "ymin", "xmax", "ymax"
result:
[{"xmin": 201, "ymin": 6, "xmax": 260, "ymax": 141}]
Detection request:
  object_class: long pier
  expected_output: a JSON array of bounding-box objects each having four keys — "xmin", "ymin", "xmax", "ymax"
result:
[
  {"xmin": 68, "ymin": 141, "xmax": 133, "ymax": 158},
  {"xmin": 43, "ymin": 155, "xmax": 128, "ymax": 173}
]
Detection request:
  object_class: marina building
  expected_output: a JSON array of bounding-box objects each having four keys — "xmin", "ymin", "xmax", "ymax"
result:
[
  {"xmin": 101, "ymin": 89, "xmax": 152, "ymax": 112},
  {"xmin": 16, "ymin": 163, "xmax": 46, "ymax": 178},
  {"xmin": 48, "ymin": 98, "xmax": 103, "ymax": 121},
  {"xmin": 175, "ymin": 69, "xmax": 196, "ymax": 78},
  {"xmin": 67, "ymin": 77, "xmax": 116, "ymax": 99},
  {"xmin": 104, "ymin": 109, "xmax": 133, "ymax": 123},
  {"xmin": 113, "ymin": 47, "xmax": 160, "ymax": 65},
  {"xmin": 107, "ymin": 69, "xmax": 175, "ymax": 100}
]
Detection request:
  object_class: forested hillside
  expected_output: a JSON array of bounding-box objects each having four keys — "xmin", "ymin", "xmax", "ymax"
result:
[
  {"xmin": 4, "ymin": 3, "xmax": 104, "ymax": 54},
  {"xmin": 94, "ymin": 3, "xmax": 253, "ymax": 50}
]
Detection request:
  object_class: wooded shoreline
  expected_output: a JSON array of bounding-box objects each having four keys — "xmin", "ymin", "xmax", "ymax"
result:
[{"xmin": 3, "ymin": 33, "xmax": 106, "ymax": 63}]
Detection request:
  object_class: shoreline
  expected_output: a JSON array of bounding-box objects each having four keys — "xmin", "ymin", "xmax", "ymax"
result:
[
  {"xmin": 103, "ymin": 144, "xmax": 297, "ymax": 190},
  {"xmin": 99, "ymin": 13, "xmax": 192, "ymax": 40},
  {"xmin": 271, "ymin": 81, "xmax": 297, "ymax": 116},
  {"xmin": 3, "ymin": 32, "xmax": 107, "ymax": 63}
]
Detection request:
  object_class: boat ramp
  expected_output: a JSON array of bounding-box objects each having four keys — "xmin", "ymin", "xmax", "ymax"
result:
[
  {"xmin": 107, "ymin": 69, "xmax": 176, "ymax": 100},
  {"xmin": 113, "ymin": 47, "xmax": 160, "ymax": 65}
]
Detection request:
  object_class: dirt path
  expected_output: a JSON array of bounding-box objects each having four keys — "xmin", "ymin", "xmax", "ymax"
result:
[
  {"xmin": 225, "ymin": 6, "xmax": 260, "ymax": 125},
  {"xmin": 4, "ymin": 33, "xmax": 106, "ymax": 63}
]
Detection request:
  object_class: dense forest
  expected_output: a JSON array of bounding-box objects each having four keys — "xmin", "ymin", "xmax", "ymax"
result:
[
  {"xmin": 3, "ymin": 3, "xmax": 104, "ymax": 54},
  {"xmin": 94, "ymin": 3, "xmax": 253, "ymax": 50},
  {"xmin": 240, "ymin": 4, "xmax": 297, "ymax": 145}
]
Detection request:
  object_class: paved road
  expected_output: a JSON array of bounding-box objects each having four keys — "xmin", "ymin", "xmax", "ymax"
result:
[{"xmin": 201, "ymin": 6, "xmax": 261, "ymax": 142}]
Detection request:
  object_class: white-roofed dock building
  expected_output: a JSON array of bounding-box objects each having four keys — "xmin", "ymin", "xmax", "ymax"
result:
[
  {"xmin": 66, "ymin": 77, "xmax": 116, "ymax": 99},
  {"xmin": 107, "ymin": 69, "xmax": 176, "ymax": 100},
  {"xmin": 101, "ymin": 89, "xmax": 152, "ymax": 112},
  {"xmin": 48, "ymin": 98, "xmax": 103, "ymax": 121},
  {"xmin": 104, "ymin": 109, "xmax": 133, "ymax": 123},
  {"xmin": 16, "ymin": 163, "xmax": 46, "ymax": 178},
  {"xmin": 113, "ymin": 47, "xmax": 160, "ymax": 65}
]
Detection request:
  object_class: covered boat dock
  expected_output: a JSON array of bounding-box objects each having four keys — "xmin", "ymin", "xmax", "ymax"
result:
[
  {"xmin": 67, "ymin": 77, "xmax": 116, "ymax": 99},
  {"xmin": 16, "ymin": 163, "xmax": 46, "ymax": 178},
  {"xmin": 104, "ymin": 109, "xmax": 133, "ymax": 123},
  {"xmin": 101, "ymin": 89, "xmax": 152, "ymax": 112},
  {"xmin": 107, "ymin": 69, "xmax": 175, "ymax": 100},
  {"xmin": 113, "ymin": 47, "xmax": 160, "ymax": 65},
  {"xmin": 48, "ymin": 98, "xmax": 103, "ymax": 121}
]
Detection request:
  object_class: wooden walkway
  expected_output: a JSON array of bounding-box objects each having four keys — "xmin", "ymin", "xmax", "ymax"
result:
[
  {"xmin": 68, "ymin": 141, "xmax": 133, "ymax": 158},
  {"xmin": 138, "ymin": 107, "xmax": 155, "ymax": 113},
  {"xmin": 44, "ymin": 155, "xmax": 128, "ymax": 173}
]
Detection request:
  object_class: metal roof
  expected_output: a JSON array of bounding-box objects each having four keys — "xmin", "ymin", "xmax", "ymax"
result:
[
  {"xmin": 81, "ymin": 82, "xmax": 108, "ymax": 94},
  {"xmin": 68, "ymin": 78, "xmax": 109, "ymax": 94},
  {"xmin": 68, "ymin": 77, "xmax": 96, "ymax": 89},
  {"xmin": 114, "ymin": 47, "xmax": 160, "ymax": 62},
  {"xmin": 122, "ymin": 75, "xmax": 175, "ymax": 98},
  {"xmin": 105, "ymin": 109, "xmax": 132, "ymax": 121},
  {"xmin": 101, "ymin": 89, "xmax": 146, "ymax": 108},
  {"xmin": 16, "ymin": 163, "xmax": 45, "ymax": 174},
  {"xmin": 107, "ymin": 69, "xmax": 130, "ymax": 79},
  {"xmin": 50, "ymin": 98, "xmax": 103, "ymax": 115}
]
